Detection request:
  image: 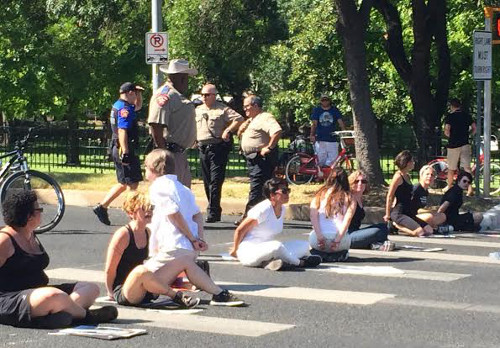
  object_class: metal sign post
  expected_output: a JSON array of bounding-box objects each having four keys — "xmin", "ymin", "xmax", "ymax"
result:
[
  {"xmin": 151, "ymin": 0, "xmax": 164, "ymax": 92},
  {"xmin": 473, "ymin": 29, "xmax": 492, "ymax": 195}
]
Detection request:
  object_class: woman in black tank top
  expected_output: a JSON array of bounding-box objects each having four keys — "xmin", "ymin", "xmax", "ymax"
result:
[
  {"xmin": 0, "ymin": 191, "xmax": 117, "ymax": 328},
  {"xmin": 385, "ymin": 150, "xmax": 434, "ymax": 237}
]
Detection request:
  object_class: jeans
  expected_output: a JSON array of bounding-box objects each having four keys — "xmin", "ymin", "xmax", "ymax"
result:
[{"xmin": 348, "ymin": 223, "xmax": 388, "ymax": 249}]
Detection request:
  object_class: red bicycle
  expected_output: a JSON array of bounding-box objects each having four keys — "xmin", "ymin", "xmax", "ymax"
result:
[
  {"xmin": 427, "ymin": 137, "xmax": 500, "ymax": 195},
  {"xmin": 285, "ymin": 131, "xmax": 355, "ymax": 185}
]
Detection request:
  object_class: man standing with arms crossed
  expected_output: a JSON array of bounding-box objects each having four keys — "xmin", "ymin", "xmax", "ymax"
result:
[
  {"xmin": 93, "ymin": 82, "xmax": 144, "ymax": 225},
  {"xmin": 196, "ymin": 84, "xmax": 244, "ymax": 223},
  {"xmin": 444, "ymin": 98, "xmax": 475, "ymax": 196},
  {"xmin": 310, "ymin": 94, "xmax": 346, "ymax": 166},
  {"xmin": 148, "ymin": 59, "xmax": 198, "ymax": 188},
  {"xmin": 235, "ymin": 95, "xmax": 282, "ymax": 225}
]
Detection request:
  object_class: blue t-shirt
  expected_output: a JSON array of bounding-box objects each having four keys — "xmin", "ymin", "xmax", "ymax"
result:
[
  {"xmin": 310, "ymin": 106, "xmax": 342, "ymax": 142},
  {"xmin": 110, "ymin": 99, "xmax": 138, "ymax": 144}
]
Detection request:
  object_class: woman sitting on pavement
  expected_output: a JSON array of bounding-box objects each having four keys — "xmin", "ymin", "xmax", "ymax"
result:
[
  {"xmin": 385, "ymin": 150, "xmax": 434, "ymax": 237},
  {"xmin": 411, "ymin": 165, "xmax": 448, "ymax": 232},
  {"xmin": 347, "ymin": 170, "xmax": 394, "ymax": 251},
  {"xmin": 0, "ymin": 191, "xmax": 117, "ymax": 329},
  {"xmin": 437, "ymin": 171, "xmax": 483, "ymax": 232},
  {"xmin": 230, "ymin": 177, "xmax": 321, "ymax": 271},
  {"xmin": 309, "ymin": 167, "xmax": 357, "ymax": 262}
]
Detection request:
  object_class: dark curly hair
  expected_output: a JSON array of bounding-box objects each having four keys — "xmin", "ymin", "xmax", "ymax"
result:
[
  {"xmin": 2, "ymin": 191, "xmax": 38, "ymax": 227},
  {"xmin": 263, "ymin": 177, "xmax": 288, "ymax": 199}
]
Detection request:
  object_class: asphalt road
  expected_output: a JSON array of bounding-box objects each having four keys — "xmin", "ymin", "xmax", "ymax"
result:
[{"xmin": 2, "ymin": 206, "xmax": 500, "ymax": 348}]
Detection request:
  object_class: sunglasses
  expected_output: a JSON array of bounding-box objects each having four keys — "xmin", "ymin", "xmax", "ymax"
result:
[
  {"xmin": 354, "ymin": 179, "xmax": 367, "ymax": 184},
  {"xmin": 201, "ymin": 93, "xmax": 213, "ymax": 97},
  {"xmin": 461, "ymin": 179, "xmax": 471, "ymax": 184}
]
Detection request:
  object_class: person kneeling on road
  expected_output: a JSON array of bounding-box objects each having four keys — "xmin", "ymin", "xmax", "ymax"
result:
[
  {"xmin": 437, "ymin": 171, "xmax": 483, "ymax": 232},
  {"xmin": 0, "ymin": 191, "xmax": 117, "ymax": 329},
  {"xmin": 230, "ymin": 178, "xmax": 321, "ymax": 271},
  {"xmin": 142, "ymin": 149, "xmax": 244, "ymax": 306}
]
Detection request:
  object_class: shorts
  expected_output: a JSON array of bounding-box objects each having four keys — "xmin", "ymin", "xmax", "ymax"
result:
[
  {"xmin": 112, "ymin": 284, "xmax": 157, "ymax": 306},
  {"xmin": 448, "ymin": 212, "xmax": 476, "ymax": 231},
  {"xmin": 0, "ymin": 283, "xmax": 76, "ymax": 328},
  {"xmin": 447, "ymin": 144, "xmax": 472, "ymax": 171},
  {"xmin": 391, "ymin": 211, "xmax": 428, "ymax": 230},
  {"xmin": 112, "ymin": 146, "xmax": 143, "ymax": 185},
  {"xmin": 144, "ymin": 248, "xmax": 198, "ymax": 272}
]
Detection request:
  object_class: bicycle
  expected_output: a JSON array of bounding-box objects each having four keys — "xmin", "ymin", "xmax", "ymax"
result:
[
  {"xmin": 427, "ymin": 144, "xmax": 500, "ymax": 195},
  {"xmin": 0, "ymin": 128, "xmax": 65, "ymax": 233},
  {"xmin": 285, "ymin": 131, "xmax": 356, "ymax": 185}
]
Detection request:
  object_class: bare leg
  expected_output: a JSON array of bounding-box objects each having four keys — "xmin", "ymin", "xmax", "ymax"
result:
[
  {"xmin": 447, "ymin": 169, "xmax": 456, "ymax": 189},
  {"xmin": 123, "ymin": 265, "xmax": 177, "ymax": 304},
  {"xmin": 183, "ymin": 261, "xmax": 222, "ymax": 295},
  {"xmin": 70, "ymin": 282, "xmax": 99, "ymax": 309},
  {"xmin": 29, "ymin": 287, "xmax": 86, "ymax": 319},
  {"xmin": 100, "ymin": 182, "xmax": 138, "ymax": 208},
  {"xmin": 393, "ymin": 222, "xmax": 431, "ymax": 237},
  {"xmin": 417, "ymin": 212, "xmax": 446, "ymax": 228}
]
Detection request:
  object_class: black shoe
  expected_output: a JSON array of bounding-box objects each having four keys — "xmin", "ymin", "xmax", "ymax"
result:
[
  {"xmin": 32, "ymin": 311, "xmax": 73, "ymax": 329},
  {"xmin": 299, "ymin": 255, "xmax": 322, "ymax": 268},
  {"xmin": 196, "ymin": 260, "xmax": 210, "ymax": 277},
  {"xmin": 205, "ymin": 216, "xmax": 221, "ymax": 223},
  {"xmin": 80, "ymin": 306, "xmax": 118, "ymax": 324},
  {"xmin": 210, "ymin": 290, "xmax": 245, "ymax": 307},
  {"xmin": 173, "ymin": 292, "xmax": 200, "ymax": 309},
  {"xmin": 93, "ymin": 204, "xmax": 111, "ymax": 225}
]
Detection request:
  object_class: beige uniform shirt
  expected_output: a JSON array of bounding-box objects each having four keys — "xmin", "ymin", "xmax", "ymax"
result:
[
  {"xmin": 240, "ymin": 112, "xmax": 282, "ymax": 155},
  {"xmin": 147, "ymin": 82, "xmax": 196, "ymax": 149},
  {"xmin": 196, "ymin": 101, "xmax": 244, "ymax": 144}
]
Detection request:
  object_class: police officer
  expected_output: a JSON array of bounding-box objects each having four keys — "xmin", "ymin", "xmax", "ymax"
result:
[
  {"xmin": 93, "ymin": 82, "xmax": 144, "ymax": 225},
  {"xmin": 236, "ymin": 95, "xmax": 282, "ymax": 225},
  {"xmin": 196, "ymin": 84, "xmax": 244, "ymax": 223},
  {"xmin": 148, "ymin": 59, "xmax": 198, "ymax": 188}
]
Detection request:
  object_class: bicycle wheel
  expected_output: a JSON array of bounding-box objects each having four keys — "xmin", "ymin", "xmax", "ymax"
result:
[
  {"xmin": 285, "ymin": 154, "xmax": 315, "ymax": 185},
  {"xmin": 479, "ymin": 163, "xmax": 500, "ymax": 195},
  {"xmin": 0, "ymin": 170, "xmax": 65, "ymax": 233},
  {"xmin": 429, "ymin": 160, "xmax": 448, "ymax": 189}
]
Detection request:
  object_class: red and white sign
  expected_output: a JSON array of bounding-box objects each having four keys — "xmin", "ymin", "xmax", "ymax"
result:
[{"xmin": 146, "ymin": 32, "xmax": 168, "ymax": 64}]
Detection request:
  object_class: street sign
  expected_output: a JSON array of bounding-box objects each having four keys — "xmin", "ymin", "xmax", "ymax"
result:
[
  {"xmin": 146, "ymin": 32, "xmax": 168, "ymax": 65},
  {"xmin": 473, "ymin": 30, "xmax": 492, "ymax": 80}
]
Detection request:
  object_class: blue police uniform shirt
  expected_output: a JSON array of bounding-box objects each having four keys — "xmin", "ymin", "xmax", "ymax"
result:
[
  {"xmin": 310, "ymin": 106, "xmax": 342, "ymax": 142},
  {"xmin": 110, "ymin": 99, "xmax": 138, "ymax": 145}
]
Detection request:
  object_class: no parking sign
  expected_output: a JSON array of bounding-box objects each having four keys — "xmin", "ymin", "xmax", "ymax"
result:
[{"xmin": 145, "ymin": 32, "xmax": 168, "ymax": 64}]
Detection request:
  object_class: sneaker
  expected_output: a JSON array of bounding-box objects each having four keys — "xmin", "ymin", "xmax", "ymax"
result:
[
  {"xmin": 210, "ymin": 290, "xmax": 245, "ymax": 307},
  {"xmin": 172, "ymin": 292, "xmax": 200, "ymax": 309},
  {"xmin": 336, "ymin": 250, "xmax": 349, "ymax": 262},
  {"xmin": 436, "ymin": 225, "xmax": 454, "ymax": 235},
  {"xmin": 93, "ymin": 204, "xmax": 111, "ymax": 225},
  {"xmin": 196, "ymin": 260, "xmax": 210, "ymax": 277},
  {"xmin": 32, "ymin": 311, "xmax": 73, "ymax": 329},
  {"xmin": 263, "ymin": 259, "xmax": 284, "ymax": 271},
  {"xmin": 379, "ymin": 240, "xmax": 396, "ymax": 251},
  {"xmin": 299, "ymin": 255, "xmax": 322, "ymax": 268},
  {"xmin": 82, "ymin": 306, "xmax": 118, "ymax": 324}
]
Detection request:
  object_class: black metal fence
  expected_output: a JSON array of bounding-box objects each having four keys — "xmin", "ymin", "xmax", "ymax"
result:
[{"xmin": 0, "ymin": 123, "xmax": 491, "ymax": 180}]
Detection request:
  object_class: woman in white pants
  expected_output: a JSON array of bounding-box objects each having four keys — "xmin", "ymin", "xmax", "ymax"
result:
[{"xmin": 230, "ymin": 178, "xmax": 321, "ymax": 271}]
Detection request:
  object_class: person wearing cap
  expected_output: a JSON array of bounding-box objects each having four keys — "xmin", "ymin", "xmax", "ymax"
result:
[
  {"xmin": 196, "ymin": 84, "xmax": 244, "ymax": 223},
  {"xmin": 309, "ymin": 94, "xmax": 346, "ymax": 167},
  {"xmin": 93, "ymin": 82, "xmax": 144, "ymax": 225},
  {"xmin": 147, "ymin": 59, "xmax": 198, "ymax": 188},
  {"xmin": 235, "ymin": 95, "xmax": 282, "ymax": 226}
]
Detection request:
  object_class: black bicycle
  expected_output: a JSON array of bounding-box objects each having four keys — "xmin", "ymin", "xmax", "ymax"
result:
[{"xmin": 0, "ymin": 128, "xmax": 65, "ymax": 233}]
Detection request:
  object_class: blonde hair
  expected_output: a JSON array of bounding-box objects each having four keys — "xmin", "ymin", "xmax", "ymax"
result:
[
  {"xmin": 419, "ymin": 164, "xmax": 435, "ymax": 178},
  {"xmin": 313, "ymin": 167, "xmax": 351, "ymax": 218},
  {"xmin": 122, "ymin": 191, "xmax": 151, "ymax": 215},
  {"xmin": 144, "ymin": 148, "xmax": 175, "ymax": 176},
  {"xmin": 348, "ymin": 170, "xmax": 369, "ymax": 194}
]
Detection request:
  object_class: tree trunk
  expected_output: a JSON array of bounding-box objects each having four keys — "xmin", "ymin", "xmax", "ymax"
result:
[
  {"xmin": 65, "ymin": 103, "xmax": 81, "ymax": 166},
  {"xmin": 335, "ymin": 0, "xmax": 385, "ymax": 185}
]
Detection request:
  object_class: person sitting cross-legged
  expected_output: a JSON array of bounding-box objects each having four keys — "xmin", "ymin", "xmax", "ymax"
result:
[
  {"xmin": 230, "ymin": 178, "xmax": 321, "ymax": 271},
  {"xmin": 0, "ymin": 191, "xmax": 117, "ymax": 329}
]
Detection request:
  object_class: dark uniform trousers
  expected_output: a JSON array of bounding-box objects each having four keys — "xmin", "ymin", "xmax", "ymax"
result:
[
  {"xmin": 199, "ymin": 142, "xmax": 231, "ymax": 219},
  {"xmin": 244, "ymin": 148, "xmax": 279, "ymax": 215}
]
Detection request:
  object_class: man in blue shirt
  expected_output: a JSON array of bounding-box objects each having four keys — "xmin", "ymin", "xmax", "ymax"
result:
[
  {"xmin": 309, "ymin": 94, "xmax": 346, "ymax": 166},
  {"xmin": 93, "ymin": 82, "xmax": 144, "ymax": 225}
]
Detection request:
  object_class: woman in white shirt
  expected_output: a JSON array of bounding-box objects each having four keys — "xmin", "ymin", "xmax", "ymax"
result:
[
  {"xmin": 230, "ymin": 178, "xmax": 321, "ymax": 271},
  {"xmin": 309, "ymin": 167, "xmax": 357, "ymax": 262}
]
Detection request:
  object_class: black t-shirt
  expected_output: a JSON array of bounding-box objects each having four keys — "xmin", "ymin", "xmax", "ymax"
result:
[
  {"xmin": 440, "ymin": 184, "xmax": 463, "ymax": 222},
  {"xmin": 445, "ymin": 110, "xmax": 473, "ymax": 148},
  {"xmin": 410, "ymin": 184, "xmax": 428, "ymax": 216},
  {"xmin": 348, "ymin": 203, "xmax": 365, "ymax": 233}
]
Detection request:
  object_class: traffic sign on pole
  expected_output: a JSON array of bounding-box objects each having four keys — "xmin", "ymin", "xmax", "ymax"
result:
[
  {"xmin": 473, "ymin": 30, "xmax": 492, "ymax": 81},
  {"xmin": 146, "ymin": 32, "xmax": 168, "ymax": 65}
]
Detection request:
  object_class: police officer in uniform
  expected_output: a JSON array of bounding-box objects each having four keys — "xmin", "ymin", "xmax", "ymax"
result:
[
  {"xmin": 93, "ymin": 82, "xmax": 144, "ymax": 225},
  {"xmin": 236, "ymin": 95, "xmax": 282, "ymax": 225},
  {"xmin": 196, "ymin": 84, "xmax": 244, "ymax": 223},
  {"xmin": 148, "ymin": 59, "xmax": 198, "ymax": 188}
]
